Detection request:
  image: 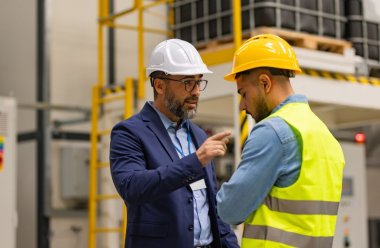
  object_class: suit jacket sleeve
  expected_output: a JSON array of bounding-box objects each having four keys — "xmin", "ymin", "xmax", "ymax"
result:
[{"xmin": 110, "ymin": 121, "xmax": 204, "ymax": 204}]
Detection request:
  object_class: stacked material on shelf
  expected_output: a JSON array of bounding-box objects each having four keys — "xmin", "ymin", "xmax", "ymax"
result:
[
  {"xmin": 173, "ymin": 0, "xmax": 346, "ymax": 46},
  {"xmin": 346, "ymin": 0, "xmax": 380, "ymax": 65}
]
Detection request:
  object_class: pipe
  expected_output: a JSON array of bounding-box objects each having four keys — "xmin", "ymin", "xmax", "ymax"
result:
[
  {"xmin": 100, "ymin": 0, "xmax": 138, "ymax": 22},
  {"xmin": 18, "ymin": 102, "xmax": 90, "ymax": 114},
  {"xmin": 108, "ymin": 0, "xmax": 115, "ymax": 85},
  {"xmin": 233, "ymin": 0, "xmax": 242, "ymax": 49},
  {"xmin": 36, "ymin": 0, "xmax": 50, "ymax": 247},
  {"xmin": 137, "ymin": 0, "xmax": 145, "ymax": 99}
]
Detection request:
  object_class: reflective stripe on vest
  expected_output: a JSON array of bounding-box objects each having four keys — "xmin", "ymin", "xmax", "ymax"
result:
[
  {"xmin": 241, "ymin": 102, "xmax": 345, "ymax": 248},
  {"xmin": 243, "ymin": 225, "xmax": 334, "ymax": 248},
  {"xmin": 264, "ymin": 195, "xmax": 339, "ymax": 215}
]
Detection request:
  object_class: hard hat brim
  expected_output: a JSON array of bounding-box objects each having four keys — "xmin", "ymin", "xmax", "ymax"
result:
[{"xmin": 224, "ymin": 72, "xmax": 236, "ymax": 82}]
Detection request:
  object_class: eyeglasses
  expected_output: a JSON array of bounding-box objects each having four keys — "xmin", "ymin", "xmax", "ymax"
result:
[{"xmin": 157, "ymin": 77, "xmax": 208, "ymax": 92}]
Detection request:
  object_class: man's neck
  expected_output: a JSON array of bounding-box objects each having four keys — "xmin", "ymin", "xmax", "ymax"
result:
[
  {"xmin": 268, "ymin": 81, "xmax": 294, "ymax": 111},
  {"xmin": 153, "ymin": 100, "xmax": 180, "ymax": 122}
]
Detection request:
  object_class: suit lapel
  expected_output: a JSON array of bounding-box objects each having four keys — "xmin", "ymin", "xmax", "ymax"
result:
[
  {"xmin": 187, "ymin": 121, "xmax": 204, "ymax": 150},
  {"xmin": 141, "ymin": 103, "xmax": 179, "ymax": 161},
  {"xmin": 141, "ymin": 106, "xmax": 213, "ymax": 193}
]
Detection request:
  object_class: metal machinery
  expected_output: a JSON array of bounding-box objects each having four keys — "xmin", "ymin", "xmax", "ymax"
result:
[{"xmin": 0, "ymin": 97, "xmax": 17, "ymax": 248}]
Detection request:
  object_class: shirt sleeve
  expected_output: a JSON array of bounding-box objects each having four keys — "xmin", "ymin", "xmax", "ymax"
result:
[{"xmin": 216, "ymin": 120, "xmax": 287, "ymax": 225}]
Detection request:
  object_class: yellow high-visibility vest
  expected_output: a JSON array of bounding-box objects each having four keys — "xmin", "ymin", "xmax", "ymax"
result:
[{"xmin": 241, "ymin": 102, "xmax": 345, "ymax": 248}]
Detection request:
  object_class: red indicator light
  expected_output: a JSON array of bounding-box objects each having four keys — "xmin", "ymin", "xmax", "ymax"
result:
[{"xmin": 355, "ymin": 132, "xmax": 366, "ymax": 144}]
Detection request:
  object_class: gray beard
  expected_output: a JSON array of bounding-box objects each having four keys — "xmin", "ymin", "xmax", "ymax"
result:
[{"xmin": 164, "ymin": 92, "xmax": 197, "ymax": 120}]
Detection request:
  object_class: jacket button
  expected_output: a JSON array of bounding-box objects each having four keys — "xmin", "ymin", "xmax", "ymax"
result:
[
  {"xmin": 188, "ymin": 225, "xmax": 194, "ymax": 231},
  {"xmin": 188, "ymin": 197, "xmax": 193, "ymax": 203}
]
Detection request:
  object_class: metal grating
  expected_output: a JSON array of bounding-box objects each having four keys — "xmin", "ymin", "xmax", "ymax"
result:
[{"xmin": 346, "ymin": 17, "xmax": 380, "ymax": 64}]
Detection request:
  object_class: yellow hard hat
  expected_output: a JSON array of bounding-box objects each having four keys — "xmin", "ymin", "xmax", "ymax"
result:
[{"xmin": 224, "ymin": 34, "xmax": 302, "ymax": 82}]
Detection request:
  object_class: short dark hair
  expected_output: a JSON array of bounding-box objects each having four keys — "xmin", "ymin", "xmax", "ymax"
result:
[
  {"xmin": 149, "ymin": 71, "xmax": 166, "ymax": 86},
  {"xmin": 235, "ymin": 67, "xmax": 295, "ymax": 79},
  {"xmin": 150, "ymin": 71, "xmax": 167, "ymax": 99}
]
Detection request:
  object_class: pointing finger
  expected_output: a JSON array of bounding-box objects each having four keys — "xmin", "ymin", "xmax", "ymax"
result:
[{"xmin": 209, "ymin": 131, "xmax": 231, "ymax": 141}]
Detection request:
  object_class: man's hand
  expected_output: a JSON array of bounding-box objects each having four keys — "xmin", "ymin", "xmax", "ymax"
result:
[{"xmin": 196, "ymin": 131, "xmax": 231, "ymax": 167}]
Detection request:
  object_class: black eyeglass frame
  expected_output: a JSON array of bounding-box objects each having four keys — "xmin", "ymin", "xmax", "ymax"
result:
[{"xmin": 156, "ymin": 77, "xmax": 208, "ymax": 92}]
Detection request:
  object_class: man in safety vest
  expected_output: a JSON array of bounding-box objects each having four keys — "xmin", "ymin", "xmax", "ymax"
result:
[{"xmin": 216, "ymin": 34, "xmax": 345, "ymax": 248}]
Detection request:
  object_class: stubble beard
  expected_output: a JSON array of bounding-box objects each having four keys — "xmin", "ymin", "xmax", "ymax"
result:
[
  {"xmin": 165, "ymin": 90, "xmax": 197, "ymax": 120},
  {"xmin": 251, "ymin": 93, "xmax": 271, "ymax": 123}
]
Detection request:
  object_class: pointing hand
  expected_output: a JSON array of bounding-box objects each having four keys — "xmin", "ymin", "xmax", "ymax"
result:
[{"xmin": 196, "ymin": 131, "xmax": 231, "ymax": 167}]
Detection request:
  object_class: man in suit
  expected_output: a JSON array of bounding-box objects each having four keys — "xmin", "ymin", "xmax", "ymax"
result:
[{"xmin": 110, "ymin": 39, "xmax": 239, "ymax": 248}]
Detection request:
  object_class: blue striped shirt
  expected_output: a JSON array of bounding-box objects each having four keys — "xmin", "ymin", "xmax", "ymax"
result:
[{"xmin": 150, "ymin": 102, "xmax": 213, "ymax": 246}]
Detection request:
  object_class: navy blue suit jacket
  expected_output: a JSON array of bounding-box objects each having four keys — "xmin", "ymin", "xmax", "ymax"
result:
[{"xmin": 110, "ymin": 102, "xmax": 239, "ymax": 248}]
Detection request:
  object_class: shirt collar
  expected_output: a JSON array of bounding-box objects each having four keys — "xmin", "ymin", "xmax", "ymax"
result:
[
  {"xmin": 148, "ymin": 101, "xmax": 187, "ymax": 130},
  {"xmin": 271, "ymin": 94, "xmax": 308, "ymax": 114}
]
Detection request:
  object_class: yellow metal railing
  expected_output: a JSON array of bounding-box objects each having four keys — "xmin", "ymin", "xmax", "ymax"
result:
[
  {"xmin": 88, "ymin": 86, "xmax": 100, "ymax": 248},
  {"xmin": 231, "ymin": 0, "xmax": 247, "ymax": 150},
  {"xmin": 88, "ymin": 78, "xmax": 135, "ymax": 248},
  {"xmin": 89, "ymin": 1, "xmax": 173, "ymax": 247}
]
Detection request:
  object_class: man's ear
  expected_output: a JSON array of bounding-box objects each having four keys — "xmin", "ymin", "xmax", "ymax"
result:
[
  {"xmin": 258, "ymin": 73, "xmax": 272, "ymax": 93},
  {"xmin": 154, "ymin": 78, "xmax": 165, "ymax": 95}
]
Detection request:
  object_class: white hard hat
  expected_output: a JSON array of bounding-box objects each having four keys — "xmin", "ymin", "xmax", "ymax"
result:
[{"xmin": 146, "ymin": 39, "xmax": 213, "ymax": 77}]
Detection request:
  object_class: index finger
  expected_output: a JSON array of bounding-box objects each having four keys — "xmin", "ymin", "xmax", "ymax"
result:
[{"xmin": 209, "ymin": 131, "xmax": 231, "ymax": 141}]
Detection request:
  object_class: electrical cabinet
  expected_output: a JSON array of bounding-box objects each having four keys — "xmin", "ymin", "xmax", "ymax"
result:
[
  {"xmin": 60, "ymin": 146, "xmax": 89, "ymax": 200},
  {"xmin": 0, "ymin": 97, "xmax": 17, "ymax": 248},
  {"xmin": 333, "ymin": 141, "xmax": 368, "ymax": 248}
]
